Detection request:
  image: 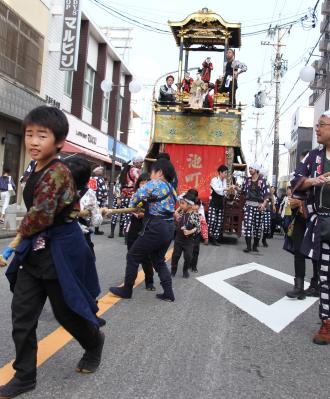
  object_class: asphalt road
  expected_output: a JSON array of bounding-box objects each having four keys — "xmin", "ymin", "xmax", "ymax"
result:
[{"xmin": 0, "ymin": 228, "xmax": 329, "ymax": 399}]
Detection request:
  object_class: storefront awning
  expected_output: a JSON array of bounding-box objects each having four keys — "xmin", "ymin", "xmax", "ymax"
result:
[{"xmin": 62, "ymin": 141, "xmax": 121, "ymax": 166}]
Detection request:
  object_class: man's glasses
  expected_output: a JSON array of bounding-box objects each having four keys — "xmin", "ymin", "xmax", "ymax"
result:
[{"xmin": 315, "ymin": 123, "xmax": 330, "ymax": 128}]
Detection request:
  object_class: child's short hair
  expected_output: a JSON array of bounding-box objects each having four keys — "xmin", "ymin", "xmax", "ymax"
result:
[
  {"xmin": 135, "ymin": 172, "xmax": 150, "ymax": 190},
  {"xmin": 151, "ymin": 158, "xmax": 176, "ymax": 183},
  {"xmin": 157, "ymin": 152, "xmax": 170, "ymax": 161},
  {"xmin": 181, "ymin": 191, "xmax": 196, "ymax": 205},
  {"xmin": 22, "ymin": 106, "xmax": 69, "ymax": 143},
  {"xmin": 186, "ymin": 188, "xmax": 198, "ymax": 199},
  {"xmin": 217, "ymin": 164, "xmax": 228, "ymax": 173},
  {"xmin": 64, "ymin": 156, "xmax": 91, "ymax": 191}
]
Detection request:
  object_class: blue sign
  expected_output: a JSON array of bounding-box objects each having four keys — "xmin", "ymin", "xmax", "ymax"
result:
[{"xmin": 108, "ymin": 136, "xmax": 137, "ymax": 163}]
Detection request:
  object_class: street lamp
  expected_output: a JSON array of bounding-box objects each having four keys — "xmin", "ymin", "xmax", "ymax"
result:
[{"xmin": 101, "ymin": 78, "xmax": 142, "ymax": 208}]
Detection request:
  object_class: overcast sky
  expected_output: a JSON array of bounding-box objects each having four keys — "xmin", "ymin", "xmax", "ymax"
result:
[{"xmin": 85, "ymin": 0, "xmax": 321, "ymax": 170}]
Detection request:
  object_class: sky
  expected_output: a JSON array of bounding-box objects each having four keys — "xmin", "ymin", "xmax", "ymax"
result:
[{"xmin": 84, "ymin": 0, "xmax": 321, "ymax": 173}]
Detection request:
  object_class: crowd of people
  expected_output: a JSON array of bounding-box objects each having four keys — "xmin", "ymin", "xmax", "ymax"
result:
[{"xmin": 0, "ymin": 105, "xmax": 329, "ymax": 398}]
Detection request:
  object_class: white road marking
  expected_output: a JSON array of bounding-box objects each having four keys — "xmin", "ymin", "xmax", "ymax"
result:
[{"xmin": 196, "ymin": 262, "xmax": 318, "ymax": 333}]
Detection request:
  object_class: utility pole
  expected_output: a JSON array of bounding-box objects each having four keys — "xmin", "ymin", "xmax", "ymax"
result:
[
  {"xmin": 262, "ymin": 27, "xmax": 288, "ymax": 186},
  {"xmin": 249, "ymin": 112, "xmax": 264, "ymax": 162}
]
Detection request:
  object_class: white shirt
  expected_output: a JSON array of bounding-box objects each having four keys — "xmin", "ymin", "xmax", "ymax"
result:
[
  {"xmin": 79, "ymin": 189, "xmax": 103, "ymax": 233},
  {"xmin": 210, "ymin": 176, "xmax": 227, "ymax": 196}
]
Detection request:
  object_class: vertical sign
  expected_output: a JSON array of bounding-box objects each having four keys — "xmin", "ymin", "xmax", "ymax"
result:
[{"xmin": 59, "ymin": 0, "xmax": 81, "ymax": 71}]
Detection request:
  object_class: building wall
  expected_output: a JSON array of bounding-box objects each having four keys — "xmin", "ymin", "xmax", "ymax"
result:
[
  {"xmin": 0, "ymin": 0, "xmax": 48, "ymax": 202},
  {"xmin": 2, "ymin": 0, "xmax": 49, "ymax": 36},
  {"xmin": 40, "ymin": 0, "xmax": 66, "ymax": 103}
]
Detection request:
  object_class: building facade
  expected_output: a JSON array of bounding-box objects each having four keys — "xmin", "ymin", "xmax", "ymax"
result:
[
  {"xmin": 0, "ymin": 0, "xmax": 49, "ymax": 197},
  {"xmin": 288, "ymin": 106, "xmax": 314, "ymax": 173},
  {"xmin": 42, "ymin": 0, "xmax": 137, "ymax": 174},
  {"xmin": 308, "ymin": 0, "xmax": 330, "ymax": 147}
]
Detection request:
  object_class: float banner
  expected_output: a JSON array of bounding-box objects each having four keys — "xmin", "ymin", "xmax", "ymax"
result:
[
  {"xmin": 154, "ymin": 112, "xmax": 240, "ymax": 147},
  {"xmin": 164, "ymin": 143, "xmax": 226, "ymax": 203}
]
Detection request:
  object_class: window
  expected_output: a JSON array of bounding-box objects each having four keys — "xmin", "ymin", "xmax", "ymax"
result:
[
  {"xmin": 64, "ymin": 70, "xmax": 73, "ymax": 97},
  {"xmin": 0, "ymin": 2, "xmax": 43, "ymax": 92},
  {"xmin": 102, "ymin": 91, "xmax": 110, "ymax": 121},
  {"xmin": 83, "ymin": 65, "xmax": 95, "ymax": 110}
]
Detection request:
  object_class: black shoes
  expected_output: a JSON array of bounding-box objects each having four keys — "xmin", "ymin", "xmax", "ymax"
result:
[
  {"xmin": 94, "ymin": 230, "xmax": 104, "ymax": 235},
  {"xmin": 243, "ymin": 237, "xmax": 252, "ymax": 253},
  {"xmin": 191, "ymin": 267, "xmax": 198, "ymax": 273},
  {"xmin": 109, "ymin": 286, "xmax": 133, "ymax": 298},
  {"xmin": 156, "ymin": 293, "xmax": 175, "ymax": 302},
  {"xmin": 108, "ymin": 225, "xmax": 115, "ymax": 238},
  {"xmin": 0, "ymin": 377, "xmax": 36, "ymax": 398},
  {"xmin": 262, "ymin": 237, "xmax": 268, "ymax": 247},
  {"xmin": 183, "ymin": 269, "xmax": 190, "ymax": 278},
  {"xmin": 76, "ymin": 330, "xmax": 105, "ymax": 373},
  {"xmin": 305, "ymin": 278, "xmax": 319, "ymax": 297},
  {"xmin": 252, "ymin": 239, "xmax": 260, "ymax": 252},
  {"xmin": 145, "ymin": 283, "xmax": 156, "ymax": 291},
  {"xmin": 210, "ymin": 238, "xmax": 221, "ymax": 246},
  {"xmin": 286, "ymin": 277, "xmax": 306, "ymax": 300},
  {"xmin": 97, "ymin": 316, "xmax": 106, "ymax": 327}
]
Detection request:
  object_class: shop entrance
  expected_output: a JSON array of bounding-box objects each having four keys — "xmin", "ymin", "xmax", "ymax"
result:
[{"xmin": 3, "ymin": 131, "xmax": 21, "ymax": 185}]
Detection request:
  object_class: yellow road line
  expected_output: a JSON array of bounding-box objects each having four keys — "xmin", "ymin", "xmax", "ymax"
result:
[{"xmin": 0, "ymin": 247, "xmax": 173, "ymax": 385}]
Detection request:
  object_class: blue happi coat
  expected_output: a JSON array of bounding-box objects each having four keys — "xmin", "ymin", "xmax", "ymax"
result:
[
  {"xmin": 290, "ymin": 146, "xmax": 329, "ymax": 260},
  {"xmin": 6, "ymin": 220, "xmax": 100, "ymax": 326}
]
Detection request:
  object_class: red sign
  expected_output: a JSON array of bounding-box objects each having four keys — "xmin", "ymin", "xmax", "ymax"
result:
[{"xmin": 164, "ymin": 144, "xmax": 226, "ymax": 203}]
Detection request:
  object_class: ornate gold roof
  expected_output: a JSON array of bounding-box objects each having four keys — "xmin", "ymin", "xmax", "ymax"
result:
[{"xmin": 168, "ymin": 7, "xmax": 241, "ymax": 48}]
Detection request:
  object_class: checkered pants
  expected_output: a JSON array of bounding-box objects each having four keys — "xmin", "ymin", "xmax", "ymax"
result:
[
  {"xmin": 208, "ymin": 206, "xmax": 224, "ymax": 240},
  {"xmin": 319, "ymin": 241, "xmax": 330, "ymax": 320},
  {"xmin": 243, "ymin": 205, "xmax": 262, "ymax": 239},
  {"xmin": 110, "ymin": 197, "xmax": 130, "ymax": 231},
  {"xmin": 262, "ymin": 209, "xmax": 271, "ymax": 237}
]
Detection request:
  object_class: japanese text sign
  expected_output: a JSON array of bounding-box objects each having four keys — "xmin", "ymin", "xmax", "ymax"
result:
[{"xmin": 59, "ymin": 0, "xmax": 81, "ymax": 71}]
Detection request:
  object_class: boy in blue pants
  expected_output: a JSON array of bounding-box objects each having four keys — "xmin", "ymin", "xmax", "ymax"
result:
[
  {"xmin": 0, "ymin": 106, "xmax": 104, "ymax": 398},
  {"xmin": 110, "ymin": 158, "xmax": 177, "ymax": 302}
]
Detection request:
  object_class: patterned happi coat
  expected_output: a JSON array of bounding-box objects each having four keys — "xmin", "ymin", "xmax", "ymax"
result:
[{"xmin": 290, "ymin": 146, "xmax": 329, "ymax": 260}]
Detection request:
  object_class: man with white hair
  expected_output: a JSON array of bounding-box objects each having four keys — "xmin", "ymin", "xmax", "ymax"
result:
[
  {"xmin": 109, "ymin": 156, "xmax": 143, "ymax": 239},
  {"xmin": 290, "ymin": 110, "xmax": 330, "ymax": 344},
  {"xmin": 241, "ymin": 162, "xmax": 270, "ymax": 253}
]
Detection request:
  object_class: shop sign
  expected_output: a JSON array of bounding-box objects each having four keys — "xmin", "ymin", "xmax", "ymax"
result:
[
  {"xmin": 59, "ymin": 0, "xmax": 81, "ymax": 71},
  {"xmin": 65, "ymin": 112, "xmax": 108, "ymax": 155}
]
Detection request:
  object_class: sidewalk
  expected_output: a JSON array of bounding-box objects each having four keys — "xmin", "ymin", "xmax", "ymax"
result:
[
  {"xmin": 0, "ymin": 217, "xmax": 22, "ymax": 239},
  {"xmin": 0, "ymin": 218, "xmax": 113, "ymax": 240}
]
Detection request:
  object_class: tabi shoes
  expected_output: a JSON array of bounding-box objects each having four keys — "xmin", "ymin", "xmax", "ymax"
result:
[
  {"xmin": 0, "ymin": 377, "xmax": 36, "ymax": 399},
  {"xmin": 156, "ymin": 293, "xmax": 175, "ymax": 302},
  {"xmin": 145, "ymin": 283, "xmax": 156, "ymax": 291},
  {"xmin": 109, "ymin": 286, "xmax": 132, "ymax": 299},
  {"xmin": 76, "ymin": 330, "xmax": 105, "ymax": 373},
  {"xmin": 183, "ymin": 269, "xmax": 190, "ymax": 278}
]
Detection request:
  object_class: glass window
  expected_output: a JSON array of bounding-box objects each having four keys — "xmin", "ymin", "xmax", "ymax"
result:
[
  {"xmin": 83, "ymin": 65, "xmax": 95, "ymax": 110},
  {"xmin": 102, "ymin": 92, "xmax": 110, "ymax": 121},
  {"xmin": 64, "ymin": 70, "xmax": 73, "ymax": 97},
  {"xmin": 0, "ymin": 3, "xmax": 43, "ymax": 92}
]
